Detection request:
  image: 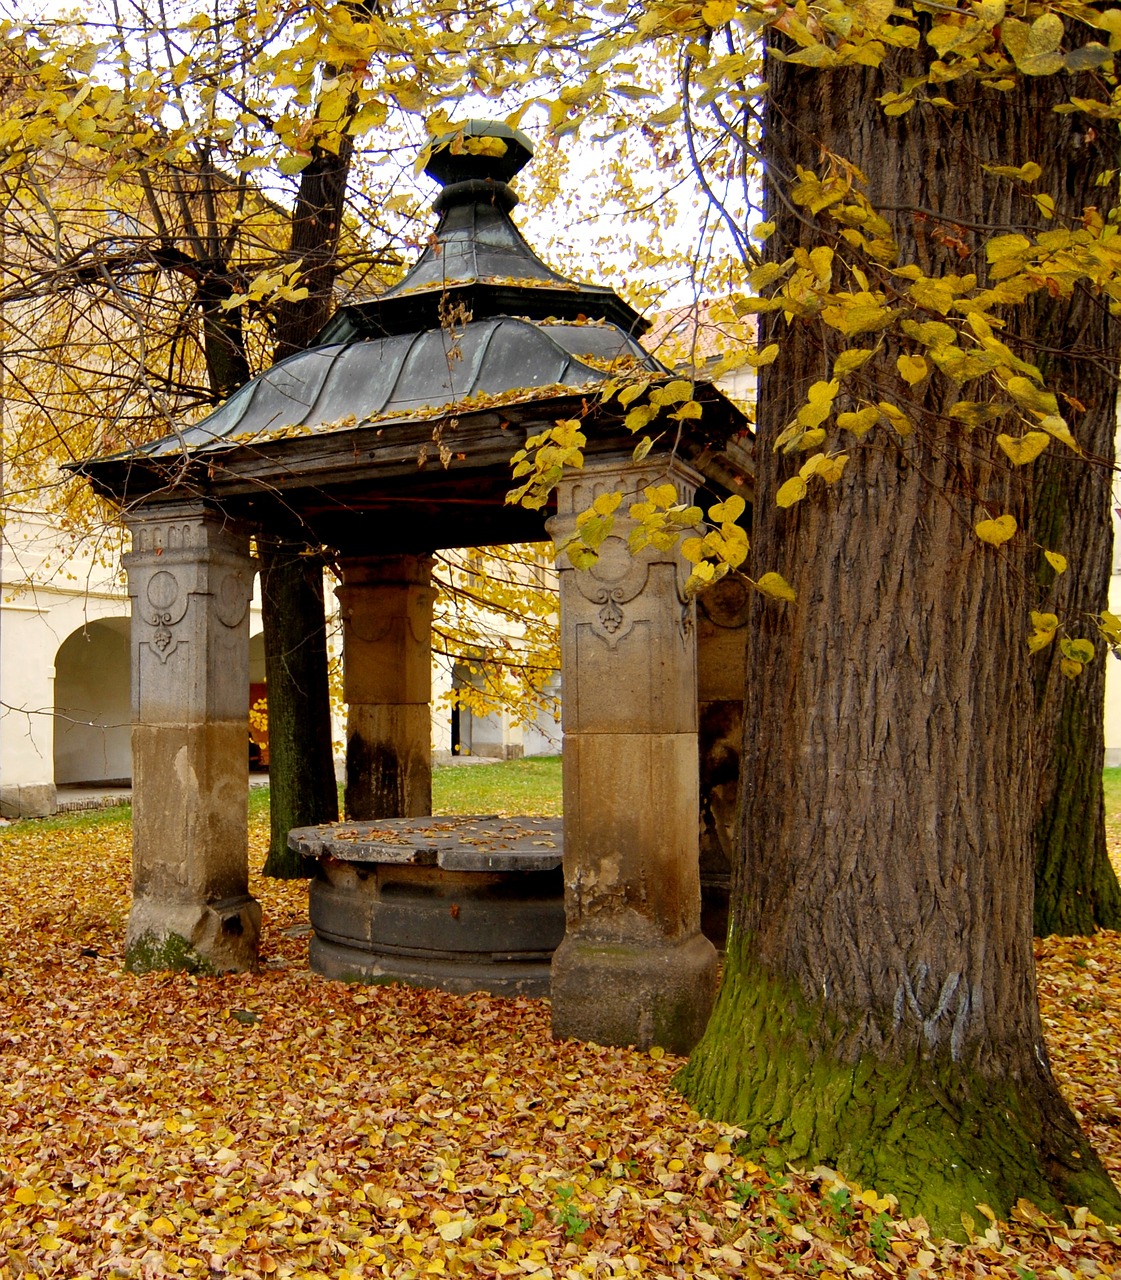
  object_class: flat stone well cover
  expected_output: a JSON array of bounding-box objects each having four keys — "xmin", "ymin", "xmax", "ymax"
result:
[{"xmin": 289, "ymin": 817, "xmax": 564, "ymax": 997}]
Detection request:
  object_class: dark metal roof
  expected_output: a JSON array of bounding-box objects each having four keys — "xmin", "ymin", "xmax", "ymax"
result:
[
  {"xmin": 71, "ymin": 121, "xmax": 752, "ymax": 553},
  {"xmin": 313, "ymin": 120, "xmax": 648, "ymax": 344},
  {"xmin": 133, "ymin": 317, "xmax": 661, "ymax": 458}
]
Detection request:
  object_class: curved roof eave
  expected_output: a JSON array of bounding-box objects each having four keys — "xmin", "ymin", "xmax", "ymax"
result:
[{"xmin": 117, "ymin": 316, "xmax": 666, "ymax": 463}]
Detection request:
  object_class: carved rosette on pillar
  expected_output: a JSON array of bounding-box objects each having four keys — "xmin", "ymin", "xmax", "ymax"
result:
[
  {"xmin": 337, "ymin": 555, "xmax": 437, "ymax": 820},
  {"xmin": 123, "ymin": 504, "xmax": 260, "ymax": 973},
  {"xmin": 548, "ymin": 458, "xmax": 719, "ymax": 1053}
]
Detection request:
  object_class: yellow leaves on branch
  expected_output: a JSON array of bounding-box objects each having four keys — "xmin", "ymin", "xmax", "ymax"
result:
[{"xmin": 507, "ymin": 419, "xmax": 587, "ymax": 511}]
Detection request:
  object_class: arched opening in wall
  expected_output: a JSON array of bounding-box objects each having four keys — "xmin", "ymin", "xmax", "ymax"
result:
[
  {"xmin": 248, "ymin": 631, "xmax": 268, "ymax": 770},
  {"xmin": 53, "ymin": 618, "xmax": 131, "ymax": 786}
]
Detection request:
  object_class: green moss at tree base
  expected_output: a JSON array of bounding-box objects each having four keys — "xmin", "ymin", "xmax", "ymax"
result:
[
  {"xmin": 676, "ymin": 943, "xmax": 1121, "ymax": 1238},
  {"xmin": 125, "ymin": 931, "xmax": 217, "ymax": 976}
]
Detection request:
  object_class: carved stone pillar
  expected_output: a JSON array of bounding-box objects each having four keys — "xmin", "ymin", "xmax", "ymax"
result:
[
  {"xmin": 548, "ymin": 457, "xmax": 718, "ymax": 1053},
  {"xmin": 122, "ymin": 504, "xmax": 259, "ymax": 973},
  {"xmin": 337, "ymin": 555, "xmax": 436, "ymax": 819},
  {"xmin": 696, "ymin": 573, "xmax": 750, "ymax": 948}
]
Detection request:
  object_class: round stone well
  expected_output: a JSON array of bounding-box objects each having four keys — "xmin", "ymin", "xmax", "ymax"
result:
[{"xmin": 289, "ymin": 815, "xmax": 564, "ymax": 996}]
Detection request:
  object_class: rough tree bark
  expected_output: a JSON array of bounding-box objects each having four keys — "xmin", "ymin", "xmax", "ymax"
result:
[
  {"xmin": 260, "ymin": 135, "xmax": 356, "ymax": 872},
  {"xmin": 1031, "ymin": 425, "xmax": 1121, "ymax": 935},
  {"xmin": 259, "ymin": 540, "xmax": 339, "ymax": 877},
  {"xmin": 677, "ymin": 40, "xmax": 1121, "ymax": 1231}
]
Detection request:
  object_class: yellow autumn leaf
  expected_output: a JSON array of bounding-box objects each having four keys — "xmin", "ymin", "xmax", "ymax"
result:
[
  {"xmin": 986, "ymin": 233, "xmax": 1033, "ymax": 264},
  {"xmin": 796, "ymin": 380, "xmax": 840, "ymax": 429},
  {"xmin": 975, "ymin": 513, "xmax": 1017, "ymax": 546},
  {"xmin": 896, "ymin": 354, "xmax": 928, "ymax": 385},
  {"xmin": 1044, "ymin": 550, "xmax": 1068, "ymax": 574},
  {"xmin": 982, "ymin": 161, "xmax": 1043, "ymax": 182},
  {"xmin": 877, "ymin": 401, "xmax": 913, "ymax": 437},
  {"xmin": 702, "ymin": 0, "xmax": 736, "ymax": 26},
  {"xmin": 1062, "ymin": 637, "xmax": 1095, "ymax": 665},
  {"xmin": 755, "ymin": 571, "xmax": 796, "ymax": 601},
  {"xmin": 859, "ymin": 1188, "xmax": 894, "ymax": 1213},
  {"xmin": 776, "ymin": 476, "xmax": 808, "ymax": 507},
  {"xmin": 818, "ymin": 454, "xmax": 849, "ymax": 484},
  {"xmin": 837, "ymin": 406, "xmax": 880, "ymax": 438},
  {"xmin": 996, "ymin": 431, "xmax": 1050, "ymax": 465},
  {"xmin": 618, "ymin": 380, "xmax": 650, "ymax": 408},
  {"xmin": 1039, "ymin": 414, "xmax": 1081, "ymax": 452},
  {"xmin": 1004, "ymin": 376, "xmax": 1059, "ymax": 416},
  {"xmin": 950, "ymin": 401, "xmax": 1006, "ymax": 427},
  {"xmin": 649, "ymin": 378, "xmax": 694, "ymax": 407},
  {"xmin": 834, "ymin": 348, "xmax": 876, "ymax": 376},
  {"xmin": 709, "ymin": 495, "xmax": 746, "ymax": 523},
  {"xmin": 1003, "ymin": 13, "xmax": 1065, "ymax": 75}
]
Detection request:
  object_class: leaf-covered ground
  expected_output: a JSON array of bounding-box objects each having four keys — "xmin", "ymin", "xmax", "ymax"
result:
[{"xmin": 0, "ymin": 798, "xmax": 1118, "ymax": 1278}]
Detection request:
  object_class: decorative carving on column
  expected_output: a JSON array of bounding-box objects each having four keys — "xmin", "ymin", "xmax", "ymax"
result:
[
  {"xmin": 144, "ymin": 569, "xmax": 189, "ymax": 661},
  {"xmin": 122, "ymin": 503, "xmax": 259, "ymax": 974},
  {"xmin": 548, "ymin": 456, "xmax": 718, "ymax": 1053}
]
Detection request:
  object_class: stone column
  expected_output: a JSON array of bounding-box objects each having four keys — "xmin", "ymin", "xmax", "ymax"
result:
[
  {"xmin": 548, "ymin": 457, "xmax": 718, "ymax": 1053},
  {"xmin": 337, "ymin": 555, "xmax": 436, "ymax": 819},
  {"xmin": 696, "ymin": 573, "xmax": 750, "ymax": 948},
  {"xmin": 123, "ymin": 503, "xmax": 259, "ymax": 973}
]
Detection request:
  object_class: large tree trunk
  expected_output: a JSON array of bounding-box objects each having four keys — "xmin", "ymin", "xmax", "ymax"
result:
[
  {"xmin": 259, "ymin": 540, "xmax": 339, "ymax": 877},
  {"xmin": 260, "ymin": 136, "xmax": 355, "ymax": 872},
  {"xmin": 1031, "ymin": 406, "xmax": 1121, "ymax": 935},
  {"xmin": 677, "ymin": 40, "xmax": 1121, "ymax": 1231}
]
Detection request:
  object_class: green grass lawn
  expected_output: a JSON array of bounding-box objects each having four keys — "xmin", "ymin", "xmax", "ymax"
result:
[
  {"xmin": 34, "ymin": 763, "xmax": 1119, "ymax": 834},
  {"xmin": 31, "ymin": 756, "xmax": 564, "ymax": 833},
  {"xmin": 433, "ymin": 754, "xmax": 562, "ymax": 816}
]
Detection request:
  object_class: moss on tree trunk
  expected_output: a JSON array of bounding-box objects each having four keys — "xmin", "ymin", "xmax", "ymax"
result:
[{"xmin": 679, "ymin": 942, "xmax": 1119, "ymax": 1235}]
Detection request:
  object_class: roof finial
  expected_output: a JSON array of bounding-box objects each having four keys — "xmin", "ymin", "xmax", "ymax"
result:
[{"xmin": 424, "ymin": 119, "xmax": 534, "ymax": 189}]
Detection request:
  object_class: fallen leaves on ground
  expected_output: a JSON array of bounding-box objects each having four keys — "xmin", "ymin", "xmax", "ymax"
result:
[{"xmin": 0, "ymin": 813, "xmax": 1117, "ymax": 1279}]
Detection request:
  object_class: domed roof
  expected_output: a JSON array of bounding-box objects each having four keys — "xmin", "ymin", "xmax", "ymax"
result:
[{"xmin": 141, "ymin": 317, "xmax": 660, "ymax": 457}]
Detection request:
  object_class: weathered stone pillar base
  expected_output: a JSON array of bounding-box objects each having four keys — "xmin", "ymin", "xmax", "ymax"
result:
[
  {"xmin": 132, "ymin": 723, "xmax": 253, "ymax": 884},
  {"xmin": 551, "ymin": 933, "xmax": 718, "ymax": 1054},
  {"xmin": 345, "ymin": 704, "xmax": 432, "ymax": 819},
  {"xmin": 125, "ymin": 896, "xmax": 261, "ymax": 974},
  {"xmin": 123, "ymin": 505, "xmax": 256, "ymax": 974},
  {"xmin": 549, "ymin": 457, "xmax": 717, "ymax": 1053},
  {"xmin": 563, "ymin": 734, "xmax": 702, "ymax": 908}
]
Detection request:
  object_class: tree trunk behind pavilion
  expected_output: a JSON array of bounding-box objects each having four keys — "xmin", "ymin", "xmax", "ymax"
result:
[
  {"xmin": 1030, "ymin": 406, "xmax": 1121, "ymax": 936},
  {"xmin": 260, "ymin": 137, "xmax": 354, "ymax": 873},
  {"xmin": 259, "ymin": 540, "xmax": 339, "ymax": 877},
  {"xmin": 677, "ymin": 39, "xmax": 1121, "ymax": 1231}
]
